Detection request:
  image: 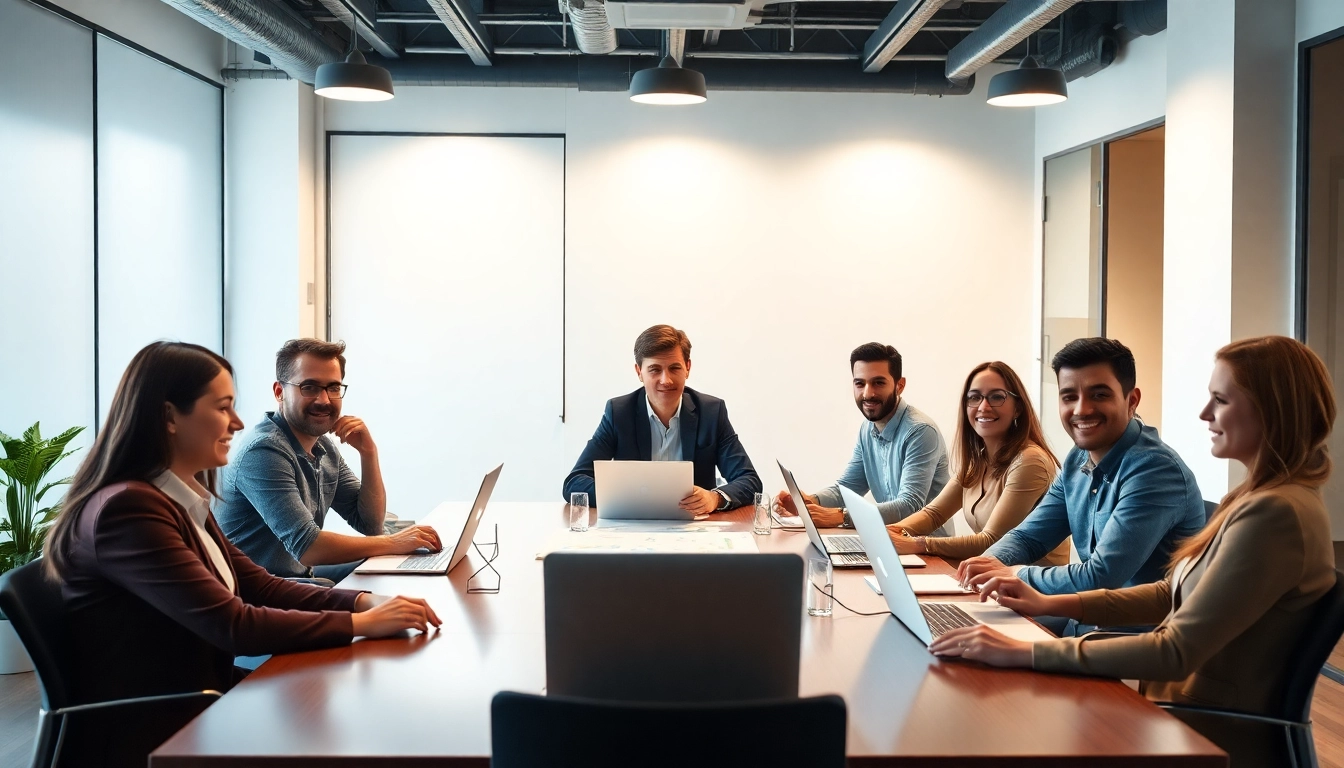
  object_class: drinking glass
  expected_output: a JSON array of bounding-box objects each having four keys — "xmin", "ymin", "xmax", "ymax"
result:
[
  {"xmin": 807, "ymin": 557, "xmax": 834, "ymax": 617},
  {"xmin": 569, "ymin": 492, "xmax": 589, "ymax": 532},
  {"xmin": 753, "ymin": 492, "xmax": 771, "ymax": 535}
]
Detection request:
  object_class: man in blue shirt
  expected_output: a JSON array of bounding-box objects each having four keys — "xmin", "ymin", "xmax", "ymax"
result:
[
  {"xmin": 562, "ymin": 325, "xmax": 761, "ymax": 512},
  {"xmin": 959, "ymin": 338, "xmax": 1206, "ymax": 628},
  {"xmin": 778, "ymin": 343, "xmax": 951, "ymax": 534},
  {"xmin": 216, "ymin": 339, "xmax": 442, "ymax": 582}
]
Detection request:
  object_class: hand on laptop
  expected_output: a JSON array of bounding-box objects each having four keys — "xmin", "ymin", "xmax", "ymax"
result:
[
  {"xmin": 383, "ymin": 524, "xmax": 443, "ymax": 555},
  {"xmin": 928, "ymin": 625, "xmax": 1031, "ymax": 667},
  {"xmin": 972, "ymin": 575, "xmax": 1083, "ymax": 620},
  {"xmin": 679, "ymin": 487, "xmax": 722, "ymax": 515},
  {"xmin": 351, "ymin": 594, "xmax": 442, "ymax": 637},
  {"xmin": 773, "ymin": 489, "xmax": 817, "ymax": 515},
  {"xmin": 805, "ymin": 503, "xmax": 844, "ymax": 528},
  {"xmin": 886, "ymin": 525, "xmax": 927, "ymax": 555},
  {"xmin": 956, "ymin": 556, "xmax": 1015, "ymax": 590}
]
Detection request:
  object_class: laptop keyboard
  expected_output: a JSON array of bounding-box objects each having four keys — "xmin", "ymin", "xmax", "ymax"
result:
[
  {"xmin": 825, "ymin": 534, "xmax": 864, "ymax": 553},
  {"xmin": 831, "ymin": 552, "xmax": 869, "ymax": 566},
  {"xmin": 396, "ymin": 550, "xmax": 452, "ymax": 571},
  {"xmin": 921, "ymin": 603, "xmax": 979, "ymax": 637}
]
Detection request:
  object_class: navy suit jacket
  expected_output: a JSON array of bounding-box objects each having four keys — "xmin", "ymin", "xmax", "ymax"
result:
[{"xmin": 562, "ymin": 387, "xmax": 762, "ymax": 509}]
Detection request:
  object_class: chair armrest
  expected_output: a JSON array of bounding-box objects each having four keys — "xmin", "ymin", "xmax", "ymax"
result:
[
  {"xmin": 51, "ymin": 689, "xmax": 221, "ymax": 717},
  {"xmin": 285, "ymin": 577, "xmax": 337, "ymax": 588},
  {"xmin": 1156, "ymin": 702, "xmax": 1305, "ymax": 730}
]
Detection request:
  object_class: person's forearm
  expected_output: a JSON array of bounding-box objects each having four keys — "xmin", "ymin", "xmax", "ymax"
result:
[
  {"xmin": 356, "ymin": 448, "xmax": 387, "ymax": 529},
  {"xmin": 299, "ymin": 530, "xmax": 394, "ymax": 566}
]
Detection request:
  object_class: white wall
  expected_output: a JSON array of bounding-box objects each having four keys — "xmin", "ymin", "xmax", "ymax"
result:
[
  {"xmin": 1299, "ymin": 0, "xmax": 1344, "ymax": 42},
  {"xmin": 317, "ymin": 80, "xmax": 1037, "ymax": 501},
  {"xmin": 45, "ymin": 0, "xmax": 226, "ymax": 82}
]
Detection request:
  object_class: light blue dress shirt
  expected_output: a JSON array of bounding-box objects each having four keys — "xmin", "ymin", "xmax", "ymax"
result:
[
  {"xmin": 814, "ymin": 398, "xmax": 951, "ymax": 530},
  {"xmin": 647, "ymin": 398, "xmax": 683, "ymax": 462}
]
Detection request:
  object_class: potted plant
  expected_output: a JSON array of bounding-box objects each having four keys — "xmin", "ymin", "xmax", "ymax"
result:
[{"xmin": 0, "ymin": 423, "xmax": 83, "ymax": 674}]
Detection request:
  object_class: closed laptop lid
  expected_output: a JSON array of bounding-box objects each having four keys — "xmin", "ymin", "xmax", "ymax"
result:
[
  {"xmin": 840, "ymin": 486, "xmax": 934, "ymax": 645},
  {"xmin": 544, "ymin": 552, "xmax": 803, "ymax": 702}
]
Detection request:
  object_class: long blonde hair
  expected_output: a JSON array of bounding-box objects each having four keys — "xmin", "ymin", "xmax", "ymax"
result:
[{"xmin": 1170, "ymin": 336, "xmax": 1336, "ymax": 565}]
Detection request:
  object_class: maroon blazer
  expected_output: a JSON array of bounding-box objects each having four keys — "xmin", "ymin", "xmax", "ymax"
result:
[{"xmin": 59, "ymin": 481, "xmax": 362, "ymax": 704}]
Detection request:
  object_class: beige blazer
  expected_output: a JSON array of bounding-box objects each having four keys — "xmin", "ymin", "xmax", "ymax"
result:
[
  {"xmin": 898, "ymin": 444, "xmax": 1069, "ymax": 565},
  {"xmin": 1033, "ymin": 483, "xmax": 1335, "ymax": 715}
]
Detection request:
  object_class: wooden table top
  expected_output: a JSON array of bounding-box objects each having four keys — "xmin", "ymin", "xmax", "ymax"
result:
[{"xmin": 153, "ymin": 502, "xmax": 1226, "ymax": 767}]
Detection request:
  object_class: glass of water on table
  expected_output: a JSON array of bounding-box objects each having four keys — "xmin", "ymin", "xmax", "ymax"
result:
[{"xmin": 569, "ymin": 492, "xmax": 589, "ymax": 532}]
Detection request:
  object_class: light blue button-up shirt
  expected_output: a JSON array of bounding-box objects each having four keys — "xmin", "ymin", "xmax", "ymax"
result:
[
  {"xmin": 647, "ymin": 398, "xmax": 683, "ymax": 462},
  {"xmin": 815, "ymin": 398, "xmax": 951, "ymax": 530},
  {"xmin": 984, "ymin": 418, "xmax": 1206, "ymax": 595}
]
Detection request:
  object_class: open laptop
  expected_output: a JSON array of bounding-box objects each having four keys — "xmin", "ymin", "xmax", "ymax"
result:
[
  {"xmin": 777, "ymin": 460, "xmax": 923, "ymax": 569},
  {"xmin": 840, "ymin": 486, "xmax": 1052, "ymax": 645},
  {"xmin": 544, "ymin": 552, "xmax": 803, "ymax": 702},
  {"xmin": 354, "ymin": 463, "xmax": 502, "ymax": 575},
  {"xmin": 594, "ymin": 460, "xmax": 697, "ymax": 520}
]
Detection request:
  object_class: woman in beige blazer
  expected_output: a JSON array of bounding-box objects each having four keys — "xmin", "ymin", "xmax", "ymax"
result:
[
  {"xmin": 887, "ymin": 361, "xmax": 1069, "ymax": 566},
  {"xmin": 929, "ymin": 335, "xmax": 1337, "ymax": 766}
]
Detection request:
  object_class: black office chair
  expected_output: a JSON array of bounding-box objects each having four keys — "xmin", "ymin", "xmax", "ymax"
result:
[
  {"xmin": 1204, "ymin": 499, "xmax": 1219, "ymax": 517},
  {"xmin": 0, "ymin": 560, "xmax": 220, "ymax": 768},
  {"xmin": 490, "ymin": 691, "xmax": 847, "ymax": 768},
  {"xmin": 1158, "ymin": 568, "xmax": 1344, "ymax": 768}
]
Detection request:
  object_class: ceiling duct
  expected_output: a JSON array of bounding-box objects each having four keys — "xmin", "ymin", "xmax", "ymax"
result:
[
  {"xmin": 157, "ymin": 0, "xmax": 339, "ymax": 82},
  {"xmin": 944, "ymin": 0, "xmax": 1081, "ymax": 82},
  {"xmin": 560, "ymin": 0, "xmax": 619, "ymax": 55},
  {"xmin": 862, "ymin": 0, "xmax": 948, "ymax": 73}
]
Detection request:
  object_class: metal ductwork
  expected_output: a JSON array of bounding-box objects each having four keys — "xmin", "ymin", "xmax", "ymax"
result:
[
  {"xmin": 945, "ymin": 0, "xmax": 1081, "ymax": 82},
  {"xmin": 157, "ymin": 0, "xmax": 339, "ymax": 82},
  {"xmin": 372, "ymin": 54, "xmax": 974, "ymax": 95},
  {"xmin": 862, "ymin": 0, "xmax": 948, "ymax": 74},
  {"xmin": 1036, "ymin": 0, "xmax": 1165, "ymax": 81},
  {"xmin": 560, "ymin": 0, "xmax": 619, "ymax": 55}
]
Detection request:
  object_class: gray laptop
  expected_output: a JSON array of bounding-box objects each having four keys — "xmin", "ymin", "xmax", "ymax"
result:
[
  {"xmin": 544, "ymin": 552, "xmax": 803, "ymax": 701},
  {"xmin": 840, "ymin": 486, "xmax": 1051, "ymax": 645},
  {"xmin": 777, "ymin": 460, "xmax": 870, "ymax": 568},
  {"xmin": 354, "ymin": 463, "xmax": 502, "ymax": 575},
  {"xmin": 594, "ymin": 460, "xmax": 697, "ymax": 520}
]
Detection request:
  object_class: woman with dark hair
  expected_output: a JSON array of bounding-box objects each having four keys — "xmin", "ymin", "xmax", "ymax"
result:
[
  {"xmin": 886, "ymin": 361, "xmax": 1068, "ymax": 565},
  {"xmin": 931, "ymin": 336, "xmax": 1336, "ymax": 767},
  {"xmin": 43, "ymin": 342, "xmax": 439, "ymax": 765}
]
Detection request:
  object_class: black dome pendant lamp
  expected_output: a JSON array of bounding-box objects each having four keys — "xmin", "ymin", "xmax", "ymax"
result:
[
  {"xmin": 630, "ymin": 56, "xmax": 707, "ymax": 105},
  {"xmin": 315, "ymin": 4, "xmax": 394, "ymax": 102}
]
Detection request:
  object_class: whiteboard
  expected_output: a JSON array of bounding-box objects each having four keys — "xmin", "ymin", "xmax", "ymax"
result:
[{"xmin": 329, "ymin": 134, "xmax": 565, "ymax": 514}]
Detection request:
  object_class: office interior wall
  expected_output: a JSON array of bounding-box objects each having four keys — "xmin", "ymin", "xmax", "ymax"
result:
[
  {"xmin": 0, "ymin": 0, "xmax": 96, "ymax": 454},
  {"xmin": 316, "ymin": 81, "xmax": 1036, "ymax": 504},
  {"xmin": 1105, "ymin": 135, "xmax": 1165, "ymax": 433},
  {"xmin": 42, "ymin": 0, "xmax": 226, "ymax": 82},
  {"xmin": 1299, "ymin": 0, "xmax": 1344, "ymax": 43}
]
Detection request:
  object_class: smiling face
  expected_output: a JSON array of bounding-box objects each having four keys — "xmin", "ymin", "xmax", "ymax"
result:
[
  {"xmin": 636, "ymin": 349, "xmax": 690, "ymax": 413},
  {"xmin": 853, "ymin": 360, "xmax": 904, "ymax": 423},
  {"xmin": 1056, "ymin": 362, "xmax": 1140, "ymax": 459},
  {"xmin": 1199, "ymin": 359, "xmax": 1264, "ymax": 464},
  {"xmin": 166, "ymin": 369, "xmax": 244, "ymax": 473},
  {"xmin": 276, "ymin": 353, "xmax": 345, "ymax": 437},
  {"xmin": 965, "ymin": 369, "xmax": 1020, "ymax": 445}
]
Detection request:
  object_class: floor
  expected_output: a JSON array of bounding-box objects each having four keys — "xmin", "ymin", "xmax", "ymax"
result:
[{"xmin": 2, "ymin": 665, "xmax": 1344, "ymax": 766}]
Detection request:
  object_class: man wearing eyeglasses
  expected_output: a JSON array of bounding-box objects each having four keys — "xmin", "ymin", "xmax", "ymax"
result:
[{"xmin": 217, "ymin": 338, "xmax": 442, "ymax": 583}]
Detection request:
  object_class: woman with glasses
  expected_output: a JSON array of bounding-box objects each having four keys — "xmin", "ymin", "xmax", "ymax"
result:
[
  {"xmin": 931, "ymin": 335, "xmax": 1336, "ymax": 767},
  {"xmin": 886, "ymin": 361, "xmax": 1069, "ymax": 565},
  {"xmin": 42, "ymin": 342, "xmax": 441, "ymax": 766}
]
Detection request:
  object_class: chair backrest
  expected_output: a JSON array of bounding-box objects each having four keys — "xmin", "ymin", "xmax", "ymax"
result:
[
  {"xmin": 0, "ymin": 560, "xmax": 72, "ymax": 711},
  {"xmin": 1204, "ymin": 499, "xmax": 1219, "ymax": 517},
  {"xmin": 490, "ymin": 691, "xmax": 847, "ymax": 768},
  {"xmin": 1282, "ymin": 568, "xmax": 1344, "ymax": 723}
]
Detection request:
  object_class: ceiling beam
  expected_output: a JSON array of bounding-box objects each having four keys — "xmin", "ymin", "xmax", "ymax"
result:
[
  {"xmin": 316, "ymin": 0, "xmax": 398, "ymax": 58},
  {"xmin": 862, "ymin": 0, "xmax": 948, "ymax": 73},
  {"xmin": 425, "ymin": 0, "xmax": 495, "ymax": 66}
]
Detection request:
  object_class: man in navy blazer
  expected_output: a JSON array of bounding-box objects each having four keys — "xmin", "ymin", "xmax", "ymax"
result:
[{"xmin": 562, "ymin": 325, "xmax": 762, "ymax": 512}]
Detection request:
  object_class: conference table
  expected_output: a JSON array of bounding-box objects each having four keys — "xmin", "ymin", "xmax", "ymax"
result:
[{"xmin": 152, "ymin": 501, "xmax": 1227, "ymax": 766}]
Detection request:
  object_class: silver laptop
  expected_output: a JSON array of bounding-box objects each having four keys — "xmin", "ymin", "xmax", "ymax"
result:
[
  {"xmin": 354, "ymin": 463, "xmax": 502, "ymax": 575},
  {"xmin": 544, "ymin": 552, "xmax": 803, "ymax": 702},
  {"xmin": 594, "ymin": 460, "xmax": 697, "ymax": 520},
  {"xmin": 777, "ymin": 460, "xmax": 871, "ymax": 568},
  {"xmin": 840, "ymin": 486, "xmax": 1051, "ymax": 645}
]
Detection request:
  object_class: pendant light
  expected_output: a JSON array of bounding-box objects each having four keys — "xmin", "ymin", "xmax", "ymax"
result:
[
  {"xmin": 630, "ymin": 56, "xmax": 707, "ymax": 105},
  {"xmin": 986, "ymin": 24, "xmax": 1066, "ymax": 107},
  {"xmin": 315, "ymin": 6, "xmax": 394, "ymax": 102}
]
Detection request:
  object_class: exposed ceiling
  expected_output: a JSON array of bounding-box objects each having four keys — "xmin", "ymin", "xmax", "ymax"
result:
[{"xmin": 215, "ymin": 0, "xmax": 1166, "ymax": 93}]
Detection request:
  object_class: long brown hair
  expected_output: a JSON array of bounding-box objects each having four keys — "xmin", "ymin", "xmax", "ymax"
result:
[
  {"xmin": 1170, "ymin": 336, "xmax": 1336, "ymax": 566},
  {"xmin": 955, "ymin": 361, "xmax": 1058, "ymax": 488},
  {"xmin": 44, "ymin": 342, "xmax": 233, "ymax": 580}
]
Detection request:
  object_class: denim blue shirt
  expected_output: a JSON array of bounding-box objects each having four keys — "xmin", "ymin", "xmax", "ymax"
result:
[
  {"xmin": 215, "ymin": 412, "xmax": 380, "ymax": 578},
  {"xmin": 814, "ymin": 398, "xmax": 951, "ymax": 529},
  {"xmin": 984, "ymin": 418, "xmax": 1206, "ymax": 595}
]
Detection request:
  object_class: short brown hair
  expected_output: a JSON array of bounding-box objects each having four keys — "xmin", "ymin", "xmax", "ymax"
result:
[
  {"xmin": 634, "ymin": 325, "xmax": 691, "ymax": 364},
  {"xmin": 276, "ymin": 338, "xmax": 347, "ymax": 383}
]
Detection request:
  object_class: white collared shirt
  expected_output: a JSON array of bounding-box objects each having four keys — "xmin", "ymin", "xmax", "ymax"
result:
[
  {"xmin": 647, "ymin": 397, "xmax": 684, "ymax": 463},
  {"xmin": 152, "ymin": 470, "xmax": 236, "ymax": 593}
]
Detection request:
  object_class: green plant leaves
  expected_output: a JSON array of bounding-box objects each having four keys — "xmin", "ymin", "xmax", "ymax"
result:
[{"xmin": 0, "ymin": 422, "xmax": 85, "ymax": 576}]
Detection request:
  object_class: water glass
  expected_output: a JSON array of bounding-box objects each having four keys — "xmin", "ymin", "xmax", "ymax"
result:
[
  {"xmin": 807, "ymin": 557, "xmax": 834, "ymax": 617},
  {"xmin": 569, "ymin": 492, "xmax": 590, "ymax": 532},
  {"xmin": 753, "ymin": 492, "xmax": 772, "ymax": 535}
]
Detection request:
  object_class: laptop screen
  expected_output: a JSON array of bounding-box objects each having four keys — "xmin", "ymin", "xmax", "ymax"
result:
[
  {"xmin": 839, "ymin": 486, "xmax": 935, "ymax": 645},
  {"xmin": 776, "ymin": 460, "xmax": 829, "ymax": 557}
]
